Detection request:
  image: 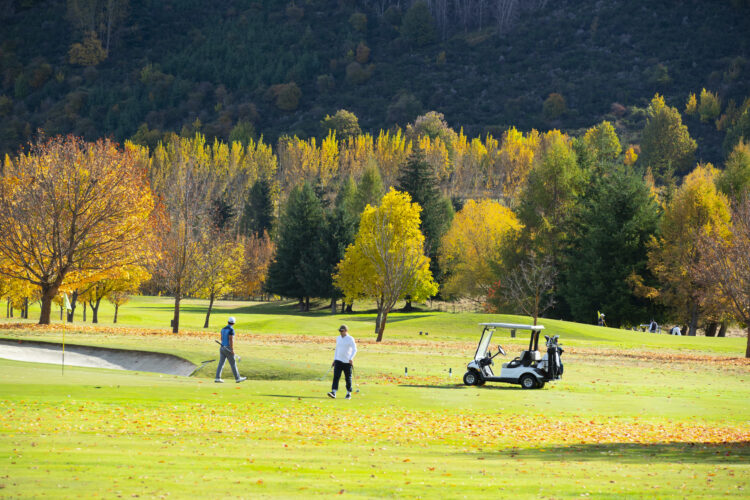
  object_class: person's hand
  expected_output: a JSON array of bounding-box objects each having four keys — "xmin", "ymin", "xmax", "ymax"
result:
[{"xmin": 349, "ymin": 360, "xmax": 353, "ymax": 366}]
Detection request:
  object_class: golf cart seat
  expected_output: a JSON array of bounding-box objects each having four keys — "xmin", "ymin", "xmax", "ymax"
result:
[{"xmin": 504, "ymin": 350, "xmax": 542, "ymax": 368}]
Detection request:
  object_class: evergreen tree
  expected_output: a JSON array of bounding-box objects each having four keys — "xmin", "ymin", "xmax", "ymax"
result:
[
  {"xmin": 241, "ymin": 178, "xmax": 274, "ymax": 237},
  {"xmin": 397, "ymin": 149, "xmax": 454, "ymax": 296},
  {"xmin": 320, "ymin": 180, "xmax": 359, "ymax": 309},
  {"xmin": 562, "ymin": 167, "xmax": 661, "ymax": 327},
  {"xmin": 265, "ymin": 182, "xmax": 326, "ymax": 310},
  {"xmin": 353, "ymin": 166, "xmax": 385, "ymax": 215}
]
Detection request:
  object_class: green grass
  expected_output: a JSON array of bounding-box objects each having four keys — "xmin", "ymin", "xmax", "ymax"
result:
[{"xmin": 1, "ymin": 297, "xmax": 749, "ymax": 498}]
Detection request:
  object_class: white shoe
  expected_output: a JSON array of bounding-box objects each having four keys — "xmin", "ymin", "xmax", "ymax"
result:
[
  {"xmin": 236, "ymin": 377, "xmax": 247, "ymax": 383},
  {"xmin": 345, "ymin": 393, "xmax": 351, "ymax": 399},
  {"xmin": 327, "ymin": 391, "xmax": 336, "ymax": 398},
  {"xmin": 214, "ymin": 379, "xmax": 223, "ymax": 383}
]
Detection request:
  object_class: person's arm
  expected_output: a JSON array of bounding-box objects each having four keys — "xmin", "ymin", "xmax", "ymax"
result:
[
  {"xmin": 229, "ymin": 333, "xmax": 234, "ymax": 353},
  {"xmin": 348, "ymin": 337, "xmax": 357, "ymax": 364}
]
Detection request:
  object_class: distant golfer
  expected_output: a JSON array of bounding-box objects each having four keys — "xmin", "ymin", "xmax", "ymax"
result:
[
  {"xmin": 327, "ymin": 324, "xmax": 357, "ymax": 399},
  {"xmin": 215, "ymin": 316, "xmax": 246, "ymax": 383}
]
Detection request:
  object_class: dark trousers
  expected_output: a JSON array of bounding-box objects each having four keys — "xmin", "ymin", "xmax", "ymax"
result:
[{"xmin": 331, "ymin": 360, "xmax": 352, "ymax": 393}]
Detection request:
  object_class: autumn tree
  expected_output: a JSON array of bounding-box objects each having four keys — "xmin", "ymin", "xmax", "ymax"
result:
[
  {"xmin": 517, "ymin": 131, "xmax": 586, "ymax": 265},
  {"xmin": 335, "ymin": 189, "xmax": 437, "ymax": 341},
  {"xmin": 716, "ymin": 140, "xmax": 750, "ymax": 203},
  {"xmin": 439, "ymin": 199, "xmax": 521, "ymax": 302},
  {"xmin": 196, "ymin": 233, "xmax": 244, "ymax": 328},
  {"xmin": 0, "ymin": 135, "xmax": 155, "ymax": 324},
  {"xmin": 321, "ymin": 110, "xmax": 362, "ymax": 142},
  {"xmin": 638, "ymin": 94, "xmax": 697, "ymax": 182},
  {"xmin": 693, "ymin": 197, "xmax": 750, "ymax": 357},
  {"xmin": 234, "ymin": 231, "xmax": 275, "ymax": 299},
  {"xmin": 582, "ymin": 121, "xmax": 622, "ymax": 165},
  {"xmin": 149, "ymin": 135, "xmax": 217, "ymax": 332},
  {"xmin": 486, "ymin": 251, "xmax": 557, "ymax": 326},
  {"xmin": 648, "ymin": 164, "xmax": 732, "ymax": 335},
  {"xmin": 86, "ymin": 265, "xmax": 150, "ymax": 323}
]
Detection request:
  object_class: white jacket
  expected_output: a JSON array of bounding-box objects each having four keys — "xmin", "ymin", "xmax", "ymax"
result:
[{"xmin": 334, "ymin": 334, "xmax": 357, "ymax": 363}]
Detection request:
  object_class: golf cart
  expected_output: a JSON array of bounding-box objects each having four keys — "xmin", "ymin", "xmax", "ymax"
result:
[{"xmin": 462, "ymin": 323, "xmax": 564, "ymax": 389}]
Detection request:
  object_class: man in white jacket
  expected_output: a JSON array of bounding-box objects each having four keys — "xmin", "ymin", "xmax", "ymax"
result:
[{"xmin": 328, "ymin": 324, "xmax": 357, "ymax": 399}]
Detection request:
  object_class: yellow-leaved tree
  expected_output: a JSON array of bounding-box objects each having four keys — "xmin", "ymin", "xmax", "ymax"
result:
[
  {"xmin": 195, "ymin": 233, "xmax": 244, "ymax": 328},
  {"xmin": 647, "ymin": 164, "xmax": 732, "ymax": 335},
  {"xmin": 0, "ymin": 135, "xmax": 156, "ymax": 324},
  {"xmin": 85, "ymin": 265, "xmax": 151, "ymax": 324},
  {"xmin": 335, "ymin": 189, "xmax": 437, "ymax": 341},
  {"xmin": 439, "ymin": 199, "xmax": 521, "ymax": 302}
]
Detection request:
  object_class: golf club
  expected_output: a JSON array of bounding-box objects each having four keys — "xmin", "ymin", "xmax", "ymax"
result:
[
  {"xmin": 215, "ymin": 340, "xmax": 240, "ymax": 362},
  {"xmin": 318, "ymin": 364, "xmax": 333, "ymax": 381},
  {"xmin": 352, "ymin": 366, "xmax": 360, "ymax": 393}
]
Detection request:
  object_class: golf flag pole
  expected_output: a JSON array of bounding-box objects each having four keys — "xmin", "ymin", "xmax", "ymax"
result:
[{"xmin": 63, "ymin": 293, "xmax": 72, "ymax": 375}]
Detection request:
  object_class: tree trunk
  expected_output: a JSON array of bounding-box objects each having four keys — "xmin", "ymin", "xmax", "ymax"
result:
[
  {"xmin": 375, "ymin": 310, "xmax": 381, "ymax": 333},
  {"xmin": 330, "ymin": 298, "xmax": 336, "ymax": 313},
  {"xmin": 305, "ymin": 296, "xmax": 310, "ymax": 312},
  {"xmin": 376, "ymin": 308, "xmax": 389, "ymax": 342},
  {"xmin": 345, "ymin": 303, "xmax": 352, "ymax": 313},
  {"xmin": 67, "ymin": 290, "xmax": 79, "ymax": 323},
  {"xmin": 688, "ymin": 300, "xmax": 699, "ymax": 336},
  {"xmin": 718, "ymin": 322, "xmax": 727, "ymax": 337},
  {"xmin": 6, "ymin": 298, "xmax": 9, "ymax": 318},
  {"xmin": 746, "ymin": 326, "xmax": 750, "ymax": 358},
  {"xmin": 23, "ymin": 297, "xmax": 28, "ymax": 319},
  {"xmin": 341, "ymin": 301, "xmax": 346, "ymax": 314},
  {"xmin": 91, "ymin": 298, "xmax": 101, "ymax": 324},
  {"xmin": 172, "ymin": 293, "xmax": 181, "ymax": 333},
  {"xmin": 203, "ymin": 291, "xmax": 215, "ymax": 328},
  {"xmin": 402, "ymin": 297, "xmax": 413, "ymax": 312},
  {"xmin": 39, "ymin": 284, "xmax": 60, "ymax": 325},
  {"xmin": 114, "ymin": 303, "xmax": 119, "ymax": 324},
  {"xmin": 60, "ymin": 304, "xmax": 63, "ymax": 320},
  {"xmin": 298, "ymin": 297, "xmax": 304, "ymax": 311},
  {"xmin": 705, "ymin": 322, "xmax": 717, "ymax": 337},
  {"xmin": 83, "ymin": 301, "xmax": 87, "ymax": 322}
]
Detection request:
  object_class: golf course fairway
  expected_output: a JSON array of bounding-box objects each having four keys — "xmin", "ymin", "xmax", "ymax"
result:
[{"xmin": 1, "ymin": 297, "xmax": 748, "ymax": 498}]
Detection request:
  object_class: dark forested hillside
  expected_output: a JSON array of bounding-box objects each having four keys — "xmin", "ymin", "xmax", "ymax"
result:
[{"xmin": 1, "ymin": 0, "xmax": 749, "ymax": 160}]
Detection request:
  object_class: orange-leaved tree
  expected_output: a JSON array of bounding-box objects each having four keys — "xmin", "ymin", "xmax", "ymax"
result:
[{"xmin": 0, "ymin": 135, "xmax": 156, "ymax": 324}]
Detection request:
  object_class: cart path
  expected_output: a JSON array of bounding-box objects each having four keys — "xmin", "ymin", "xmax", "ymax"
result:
[{"xmin": 0, "ymin": 339, "xmax": 197, "ymax": 376}]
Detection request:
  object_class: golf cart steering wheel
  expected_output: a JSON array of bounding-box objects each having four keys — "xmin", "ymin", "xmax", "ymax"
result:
[{"xmin": 497, "ymin": 345, "xmax": 506, "ymax": 356}]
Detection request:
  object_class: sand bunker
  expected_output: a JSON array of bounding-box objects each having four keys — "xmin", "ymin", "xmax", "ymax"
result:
[{"xmin": 0, "ymin": 339, "xmax": 197, "ymax": 376}]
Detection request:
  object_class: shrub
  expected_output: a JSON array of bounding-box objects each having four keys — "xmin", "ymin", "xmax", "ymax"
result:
[
  {"xmin": 345, "ymin": 62, "xmax": 371, "ymax": 85},
  {"xmin": 68, "ymin": 32, "xmax": 107, "ymax": 66},
  {"xmin": 355, "ymin": 42, "xmax": 370, "ymax": 64},
  {"xmin": 543, "ymin": 93, "xmax": 566, "ymax": 120},
  {"xmin": 269, "ymin": 82, "xmax": 301, "ymax": 111},
  {"xmin": 349, "ymin": 12, "xmax": 367, "ymax": 33},
  {"xmin": 698, "ymin": 88, "xmax": 721, "ymax": 123}
]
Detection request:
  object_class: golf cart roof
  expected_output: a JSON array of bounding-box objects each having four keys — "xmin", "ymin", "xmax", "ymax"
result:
[{"xmin": 479, "ymin": 322, "xmax": 545, "ymax": 331}]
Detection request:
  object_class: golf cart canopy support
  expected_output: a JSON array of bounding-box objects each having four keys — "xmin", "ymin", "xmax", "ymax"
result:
[{"xmin": 478, "ymin": 323, "xmax": 545, "ymax": 352}]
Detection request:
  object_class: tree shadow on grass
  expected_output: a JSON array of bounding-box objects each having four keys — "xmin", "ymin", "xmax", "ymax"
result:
[{"xmin": 472, "ymin": 442, "xmax": 750, "ymax": 464}]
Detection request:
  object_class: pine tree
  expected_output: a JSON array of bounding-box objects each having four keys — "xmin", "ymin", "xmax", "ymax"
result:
[
  {"xmin": 265, "ymin": 182, "xmax": 326, "ymax": 310},
  {"xmin": 241, "ymin": 178, "xmax": 274, "ymax": 237},
  {"xmin": 562, "ymin": 167, "xmax": 661, "ymax": 327},
  {"xmin": 397, "ymin": 149, "xmax": 454, "ymax": 300}
]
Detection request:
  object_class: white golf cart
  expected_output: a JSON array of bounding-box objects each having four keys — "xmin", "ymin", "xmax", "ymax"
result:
[{"xmin": 462, "ymin": 323, "xmax": 564, "ymax": 389}]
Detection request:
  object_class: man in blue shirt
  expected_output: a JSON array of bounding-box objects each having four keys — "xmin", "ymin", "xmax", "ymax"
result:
[{"xmin": 215, "ymin": 316, "xmax": 246, "ymax": 383}]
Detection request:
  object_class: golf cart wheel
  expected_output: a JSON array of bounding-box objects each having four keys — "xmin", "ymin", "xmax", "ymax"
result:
[
  {"xmin": 463, "ymin": 371, "xmax": 479, "ymax": 386},
  {"xmin": 520, "ymin": 374, "xmax": 537, "ymax": 389}
]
